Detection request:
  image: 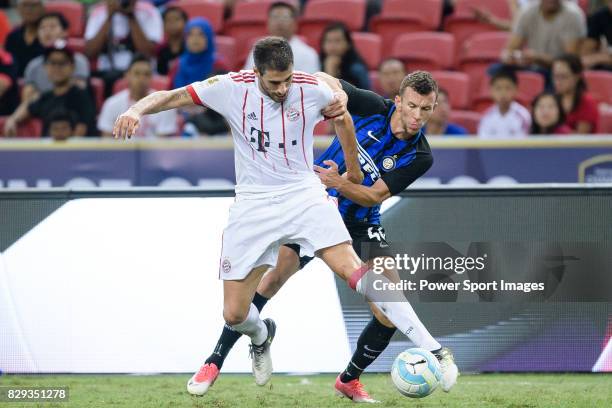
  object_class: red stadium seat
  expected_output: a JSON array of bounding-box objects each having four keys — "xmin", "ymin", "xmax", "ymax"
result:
[
  {"xmin": 90, "ymin": 77, "xmax": 105, "ymax": 113},
  {"xmin": 352, "ymin": 32, "xmax": 381, "ymax": 71},
  {"xmin": 369, "ymin": 0, "xmax": 442, "ymax": 58},
  {"xmin": 458, "ymin": 31, "xmax": 510, "ymax": 95},
  {"xmin": 431, "ymin": 71, "xmax": 471, "ymax": 109},
  {"xmin": 515, "ymin": 71, "xmax": 544, "ymax": 106},
  {"xmin": 223, "ymin": 0, "xmax": 271, "ymax": 52},
  {"xmin": 0, "ymin": 117, "xmax": 43, "ymax": 138},
  {"xmin": 449, "ymin": 110, "xmax": 482, "ymax": 134},
  {"xmin": 584, "ymin": 70, "xmax": 612, "ymax": 104},
  {"xmin": 598, "ymin": 106, "xmax": 612, "ymax": 134},
  {"xmin": 66, "ymin": 37, "xmax": 86, "ymax": 54},
  {"xmin": 170, "ymin": 0, "xmax": 224, "ymax": 33},
  {"xmin": 444, "ymin": 0, "xmax": 511, "ymax": 58},
  {"xmin": 391, "ymin": 32, "xmax": 455, "ymax": 72},
  {"xmin": 44, "ymin": 0, "xmax": 84, "ymax": 37},
  {"xmin": 299, "ymin": 0, "xmax": 366, "ymax": 48},
  {"xmin": 112, "ymin": 75, "xmax": 171, "ymax": 95},
  {"xmin": 215, "ymin": 35, "xmax": 237, "ymax": 71}
]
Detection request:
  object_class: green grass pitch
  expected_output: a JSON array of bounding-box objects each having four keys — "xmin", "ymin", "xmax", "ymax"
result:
[{"xmin": 1, "ymin": 373, "xmax": 611, "ymax": 407}]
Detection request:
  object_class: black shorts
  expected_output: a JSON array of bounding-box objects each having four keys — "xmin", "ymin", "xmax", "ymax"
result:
[{"xmin": 284, "ymin": 222, "xmax": 392, "ymax": 269}]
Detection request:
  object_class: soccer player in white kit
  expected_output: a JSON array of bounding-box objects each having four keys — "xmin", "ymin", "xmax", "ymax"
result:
[
  {"xmin": 114, "ymin": 37, "xmax": 443, "ymax": 393},
  {"xmin": 114, "ymin": 37, "xmax": 362, "ymax": 387}
]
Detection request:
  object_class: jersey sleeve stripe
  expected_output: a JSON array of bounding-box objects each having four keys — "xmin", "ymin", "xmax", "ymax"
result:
[{"xmin": 186, "ymin": 84, "xmax": 203, "ymax": 106}]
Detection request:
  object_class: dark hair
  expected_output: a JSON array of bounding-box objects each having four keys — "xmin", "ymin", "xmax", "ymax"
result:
[
  {"xmin": 268, "ymin": 1, "xmax": 298, "ymax": 18},
  {"xmin": 44, "ymin": 46, "xmax": 75, "ymax": 64},
  {"xmin": 399, "ymin": 71, "xmax": 438, "ymax": 98},
  {"xmin": 128, "ymin": 53, "xmax": 151, "ymax": 71},
  {"xmin": 530, "ymin": 91, "xmax": 566, "ymax": 134},
  {"xmin": 253, "ymin": 37, "xmax": 294, "ymax": 74},
  {"xmin": 319, "ymin": 22, "xmax": 367, "ymax": 84},
  {"xmin": 163, "ymin": 6, "xmax": 188, "ymax": 22},
  {"xmin": 490, "ymin": 67, "xmax": 518, "ymax": 86},
  {"xmin": 47, "ymin": 109, "xmax": 76, "ymax": 128},
  {"xmin": 553, "ymin": 53, "xmax": 587, "ymax": 113},
  {"xmin": 37, "ymin": 12, "xmax": 70, "ymax": 30}
]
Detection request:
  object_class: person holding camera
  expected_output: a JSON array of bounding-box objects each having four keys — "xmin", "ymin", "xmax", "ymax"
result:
[{"xmin": 84, "ymin": 0, "xmax": 163, "ymax": 96}]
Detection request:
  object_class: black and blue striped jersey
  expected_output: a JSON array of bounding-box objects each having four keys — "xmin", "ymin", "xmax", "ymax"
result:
[{"xmin": 315, "ymin": 80, "xmax": 433, "ymax": 225}]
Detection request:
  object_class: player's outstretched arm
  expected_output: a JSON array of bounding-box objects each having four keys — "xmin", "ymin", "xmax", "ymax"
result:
[{"xmin": 113, "ymin": 87, "xmax": 194, "ymax": 139}]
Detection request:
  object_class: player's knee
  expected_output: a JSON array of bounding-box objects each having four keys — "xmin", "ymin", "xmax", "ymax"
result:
[{"xmin": 223, "ymin": 309, "xmax": 249, "ymax": 326}]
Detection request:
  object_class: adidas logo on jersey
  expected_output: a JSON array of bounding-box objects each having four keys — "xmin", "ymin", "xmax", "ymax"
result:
[{"xmin": 247, "ymin": 112, "xmax": 258, "ymax": 121}]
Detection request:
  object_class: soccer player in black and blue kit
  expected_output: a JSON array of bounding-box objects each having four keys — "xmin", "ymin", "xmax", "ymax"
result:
[{"xmin": 188, "ymin": 71, "xmax": 459, "ymax": 402}]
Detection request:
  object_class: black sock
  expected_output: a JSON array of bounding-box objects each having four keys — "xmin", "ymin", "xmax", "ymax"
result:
[
  {"xmin": 340, "ymin": 316, "xmax": 396, "ymax": 383},
  {"xmin": 205, "ymin": 292, "xmax": 269, "ymax": 369}
]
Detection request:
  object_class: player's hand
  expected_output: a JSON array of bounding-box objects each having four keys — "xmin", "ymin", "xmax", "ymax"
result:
[
  {"xmin": 314, "ymin": 160, "xmax": 344, "ymax": 189},
  {"xmin": 321, "ymin": 90, "xmax": 347, "ymax": 119},
  {"xmin": 113, "ymin": 108, "xmax": 141, "ymax": 139}
]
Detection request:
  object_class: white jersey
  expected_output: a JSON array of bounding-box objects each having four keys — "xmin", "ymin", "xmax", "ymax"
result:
[{"xmin": 186, "ymin": 70, "xmax": 334, "ymax": 194}]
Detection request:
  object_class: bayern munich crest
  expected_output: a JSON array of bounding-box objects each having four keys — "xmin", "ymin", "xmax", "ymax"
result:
[
  {"xmin": 285, "ymin": 107, "xmax": 301, "ymax": 122},
  {"xmin": 221, "ymin": 257, "xmax": 232, "ymax": 273},
  {"xmin": 382, "ymin": 156, "xmax": 396, "ymax": 170}
]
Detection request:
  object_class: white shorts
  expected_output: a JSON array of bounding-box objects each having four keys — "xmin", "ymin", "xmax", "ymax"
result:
[{"xmin": 218, "ymin": 183, "xmax": 351, "ymax": 280}]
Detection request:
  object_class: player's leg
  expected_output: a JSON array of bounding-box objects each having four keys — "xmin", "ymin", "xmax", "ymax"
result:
[
  {"xmin": 201, "ymin": 247, "xmax": 302, "ymax": 371},
  {"xmin": 318, "ymin": 244, "xmax": 458, "ymax": 392},
  {"xmin": 189, "ymin": 247, "xmax": 304, "ymax": 395},
  {"xmin": 223, "ymin": 265, "xmax": 278, "ymax": 387}
]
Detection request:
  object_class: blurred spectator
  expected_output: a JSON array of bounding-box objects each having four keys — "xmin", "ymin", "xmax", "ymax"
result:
[
  {"xmin": 157, "ymin": 6, "xmax": 187, "ymax": 75},
  {"xmin": 3, "ymin": 46, "xmax": 96, "ymax": 137},
  {"xmin": 0, "ymin": 47, "xmax": 19, "ymax": 116},
  {"xmin": 478, "ymin": 69, "xmax": 531, "ymax": 138},
  {"xmin": 378, "ymin": 58, "xmax": 405, "ymax": 99},
  {"xmin": 530, "ymin": 91, "xmax": 572, "ymax": 134},
  {"xmin": 4, "ymin": 0, "xmax": 45, "ymax": 76},
  {"xmin": 474, "ymin": 0, "xmax": 583, "ymax": 32},
  {"xmin": 85, "ymin": 0, "xmax": 163, "ymax": 95},
  {"xmin": 98, "ymin": 54, "xmax": 177, "ymax": 137},
  {"xmin": 244, "ymin": 2, "xmax": 319, "ymax": 73},
  {"xmin": 552, "ymin": 54, "xmax": 599, "ymax": 133},
  {"xmin": 501, "ymin": 0, "xmax": 585, "ymax": 75},
  {"xmin": 46, "ymin": 108, "xmax": 76, "ymax": 141},
  {"xmin": 426, "ymin": 88, "xmax": 468, "ymax": 136},
  {"xmin": 171, "ymin": 17, "xmax": 215, "ymax": 88},
  {"xmin": 581, "ymin": 0, "xmax": 612, "ymax": 70},
  {"xmin": 23, "ymin": 13, "xmax": 90, "ymax": 103},
  {"xmin": 319, "ymin": 22, "xmax": 370, "ymax": 89}
]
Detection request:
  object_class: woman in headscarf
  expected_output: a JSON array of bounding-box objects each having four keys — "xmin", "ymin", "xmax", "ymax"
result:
[{"xmin": 172, "ymin": 17, "xmax": 216, "ymax": 89}]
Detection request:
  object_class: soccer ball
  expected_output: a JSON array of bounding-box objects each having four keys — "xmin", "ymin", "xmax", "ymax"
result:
[{"xmin": 391, "ymin": 348, "xmax": 442, "ymax": 398}]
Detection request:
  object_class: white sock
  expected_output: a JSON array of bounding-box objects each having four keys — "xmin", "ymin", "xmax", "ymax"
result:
[
  {"xmin": 230, "ymin": 303, "xmax": 268, "ymax": 346},
  {"xmin": 354, "ymin": 272, "xmax": 441, "ymax": 351}
]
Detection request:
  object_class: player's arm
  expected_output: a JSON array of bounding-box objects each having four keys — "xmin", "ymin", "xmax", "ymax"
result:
[
  {"xmin": 332, "ymin": 112, "xmax": 363, "ymax": 184},
  {"xmin": 315, "ymin": 142, "xmax": 433, "ymax": 207},
  {"xmin": 113, "ymin": 87, "xmax": 194, "ymax": 139}
]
